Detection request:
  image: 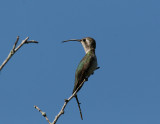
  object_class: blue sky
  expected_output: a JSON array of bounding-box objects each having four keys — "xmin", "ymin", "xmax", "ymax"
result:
[{"xmin": 0, "ymin": 0, "xmax": 160, "ymax": 124}]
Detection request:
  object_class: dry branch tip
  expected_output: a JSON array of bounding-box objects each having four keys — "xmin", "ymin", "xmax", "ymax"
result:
[{"xmin": 0, "ymin": 36, "xmax": 38, "ymax": 71}]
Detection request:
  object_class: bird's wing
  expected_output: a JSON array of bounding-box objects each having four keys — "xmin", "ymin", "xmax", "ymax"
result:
[{"xmin": 73, "ymin": 54, "xmax": 95, "ymax": 93}]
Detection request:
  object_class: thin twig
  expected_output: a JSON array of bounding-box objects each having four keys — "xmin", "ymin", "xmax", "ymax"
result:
[
  {"xmin": 25, "ymin": 40, "xmax": 39, "ymax": 44},
  {"xmin": 13, "ymin": 36, "xmax": 19, "ymax": 50},
  {"xmin": 52, "ymin": 79, "xmax": 86, "ymax": 124},
  {"xmin": 34, "ymin": 79, "xmax": 86, "ymax": 124},
  {"xmin": 34, "ymin": 105, "xmax": 51, "ymax": 124},
  {"xmin": 75, "ymin": 95, "xmax": 83, "ymax": 120},
  {"xmin": 0, "ymin": 36, "xmax": 38, "ymax": 71}
]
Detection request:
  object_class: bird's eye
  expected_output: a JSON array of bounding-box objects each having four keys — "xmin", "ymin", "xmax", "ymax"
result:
[{"xmin": 83, "ymin": 39, "xmax": 86, "ymax": 42}]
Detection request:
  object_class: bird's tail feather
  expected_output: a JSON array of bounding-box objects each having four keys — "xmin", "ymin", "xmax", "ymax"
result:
[{"xmin": 75, "ymin": 95, "xmax": 83, "ymax": 120}]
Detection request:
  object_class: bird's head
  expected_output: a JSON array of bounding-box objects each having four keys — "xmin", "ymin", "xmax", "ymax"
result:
[{"xmin": 63, "ymin": 37, "xmax": 96, "ymax": 53}]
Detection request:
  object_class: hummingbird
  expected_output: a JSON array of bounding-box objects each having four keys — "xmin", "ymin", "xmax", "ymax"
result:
[{"xmin": 63, "ymin": 37, "xmax": 99, "ymax": 120}]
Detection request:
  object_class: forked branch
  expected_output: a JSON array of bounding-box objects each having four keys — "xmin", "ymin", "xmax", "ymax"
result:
[
  {"xmin": 34, "ymin": 79, "xmax": 86, "ymax": 124},
  {"xmin": 0, "ymin": 36, "xmax": 38, "ymax": 71}
]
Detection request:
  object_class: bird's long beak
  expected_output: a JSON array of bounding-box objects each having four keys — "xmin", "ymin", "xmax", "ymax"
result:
[{"xmin": 62, "ymin": 39, "xmax": 81, "ymax": 43}]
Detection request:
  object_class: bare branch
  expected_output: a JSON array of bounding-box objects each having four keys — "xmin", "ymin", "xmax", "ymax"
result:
[
  {"xmin": 75, "ymin": 95, "xmax": 83, "ymax": 120},
  {"xmin": 34, "ymin": 79, "xmax": 86, "ymax": 124},
  {"xmin": 13, "ymin": 36, "xmax": 19, "ymax": 50},
  {"xmin": 34, "ymin": 105, "xmax": 51, "ymax": 124},
  {"xmin": 0, "ymin": 36, "xmax": 38, "ymax": 71},
  {"xmin": 25, "ymin": 40, "xmax": 39, "ymax": 44}
]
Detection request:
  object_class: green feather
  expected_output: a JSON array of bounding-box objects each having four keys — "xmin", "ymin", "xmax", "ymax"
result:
[{"xmin": 73, "ymin": 50, "xmax": 97, "ymax": 93}]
